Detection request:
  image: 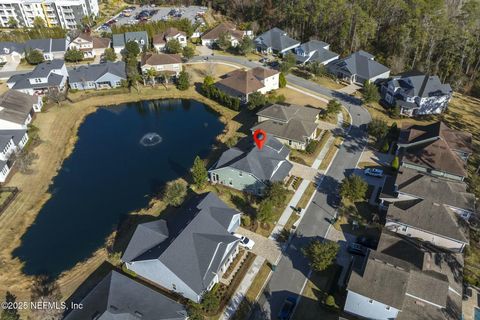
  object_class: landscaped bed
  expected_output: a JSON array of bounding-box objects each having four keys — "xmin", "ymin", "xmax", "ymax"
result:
[{"xmin": 290, "ymin": 130, "xmax": 331, "ymax": 166}]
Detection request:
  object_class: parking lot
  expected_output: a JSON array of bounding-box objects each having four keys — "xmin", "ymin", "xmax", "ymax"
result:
[{"xmin": 97, "ymin": 5, "xmax": 207, "ymax": 32}]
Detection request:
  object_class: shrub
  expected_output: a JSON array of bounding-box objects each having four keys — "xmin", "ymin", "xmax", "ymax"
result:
[
  {"xmin": 191, "ymin": 156, "xmax": 208, "ymax": 189},
  {"xmin": 176, "ymin": 71, "xmax": 190, "ymax": 90},
  {"xmin": 279, "ymin": 72, "xmax": 287, "ymax": 88},
  {"xmin": 381, "ymin": 140, "xmax": 390, "ymax": 153},
  {"xmin": 340, "ymin": 174, "xmax": 368, "ymax": 202},
  {"xmin": 305, "ymin": 140, "xmax": 319, "ymax": 154},
  {"xmin": 225, "ymin": 136, "xmax": 238, "ymax": 148},
  {"xmin": 163, "ymin": 179, "xmax": 187, "ymax": 206},
  {"xmin": 391, "ymin": 156, "xmax": 400, "ymax": 171},
  {"xmin": 166, "ymin": 39, "xmax": 182, "ymax": 54},
  {"xmin": 201, "ymin": 286, "xmax": 220, "ymax": 312},
  {"xmin": 302, "ymin": 240, "xmax": 339, "ymax": 272},
  {"xmin": 241, "ymin": 215, "xmax": 251, "ymax": 227},
  {"xmin": 247, "ymin": 92, "xmax": 267, "ymax": 111},
  {"xmin": 25, "ymin": 49, "xmax": 44, "ymax": 65},
  {"xmin": 64, "ymin": 49, "xmax": 84, "ymax": 62},
  {"xmin": 201, "ymin": 82, "xmax": 241, "ymax": 111},
  {"xmin": 325, "ymin": 295, "xmax": 338, "ymax": 308},
  {"xmin": 362, "ymin": 80, "xmax": 380, "ymax": 103}
]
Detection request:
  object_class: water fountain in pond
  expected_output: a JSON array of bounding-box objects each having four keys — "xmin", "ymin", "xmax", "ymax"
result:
[{"xmin": 139, "ymin": 132, "xmax": 162, "ymax": 147}]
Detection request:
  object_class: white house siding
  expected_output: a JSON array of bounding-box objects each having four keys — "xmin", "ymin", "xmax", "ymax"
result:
[
  {"xmin": 0, "ymin": 119, "xmax": 27, "ymax": 130},
  {"xmin": 153, "ymin": 44, "xmax": 166, "ymax": 52},
  {"xmin": 385, "ymin": 221, "xmax": 466, "ymax": 252},
  {"xmin": 0, "ymin": 138, "xmax": 15, "ymax": 161},
  {"xmin": 125, "ymin": 259, "xmax": 202, "ymax": 303},
  {"xmin": 0, "ymin": 162, "xmax": 11, "ymax": 183},
  {"xmin": 70, "ymin": 81, "xmax": 97, "ymax": 90},
  {"xmin": 96, "ymin": 73, "xmax": 124, "ymax": 88},
  {"xmin": 201, "ymin": 39, "xmax": 214, "ymax": 47},
  {"xmin": 369, "ymin": 70, "xmax": 391, "ymax": 83},
  {"xmin": 261, "ymin": 74, "xmax": 280, "ymax": 92},
  {"xmin": 209, "ymin": 168, "xmax": 266, "ymax": 195},
  {"xmin": 33, "ymin": 97, "xmax": 43, "ymax": 112},
  {"xmin": 344, "ymin": 290, "xmax": 400, "ymax": 320},
  {"xmin": 321, "ymin": 55, "xmax": 339, "ymax": 66},
  {"xmin": 141, "ymin": 63, "xmax": 182, "ymax": 75},
  {"xmin": 69, "ymin": 39, "xmax": 93, "ymax": 51},
  {"xmin": 279, "ymin": 43, "xmax": 301, "ymax": 55},
  {"xmin": 16, "ymin": 131, "xmax": 28, "ymax": 150},
  {"xmin": 113, "ymin": 46, "xmax": 123, "ymax": 54},
  {"xmin": 274, "ymin": 136, "xmax": 307, "ymax": 150}
]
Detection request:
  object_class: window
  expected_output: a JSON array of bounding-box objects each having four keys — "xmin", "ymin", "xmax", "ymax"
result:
[
  {"xmin": 401, "ymin": 226, "xmax": 407, "ymax": 232},
  {"xmin": 229, "ymin": 179, "xmax": 233, "ymax": 186},
  {"xmin": 172, "ymin": 283, "xmax": 176, "ymax": 290}
]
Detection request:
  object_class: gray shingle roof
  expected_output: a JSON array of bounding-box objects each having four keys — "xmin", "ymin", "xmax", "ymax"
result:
[
  {"xmin": 0, "ymin": 135, "xmax": 12, "ymax": 151},
  {"xmin": 254, "ymin": 104, "xmax": 319, "ymax": 143},
  {"xmin": 329, "ymin": 50, "xmax": 389, "ymax": 80},
  {"xmin": 69, "ymin": 61, "xmax": 126, "ymax": 83},
  {"xmin": 210, "ymin": 136, "xmax": 292, "ymax": 182},
  {"xmin": 113, "ymin": 32, "xmax": 149, "ymax": 48},
  {"xmin": 0, "ymin": 90, "xmax": 36, "ymax": 124},
  {"xmin": 64, "ymin": 270, "xmax": 187, "ymax": 320},
  {"xmin": 391, "ymin": 71, "xmax": 452, "ymax": 98},
  {"xmin": 0, "ymin": 42, "xmax": 25, "ymax": 54},
  {"xmin": 122, "ymin": 193, "xmax": 240, "ymax": 296},
  {"xmin": 29, "ymin": 59, "xmax": 65, "ymax": 78},
  {"xmin": 25, "ymin": 38, "xmax": 66, "ymax": 53},
  {"xmin": 295, "ymin": 40, "xmax": 339, "ymax": 64},
  {"xmin": 0, "ymin": 129, "xmax": 27, "ymax": 146},
  {"xmin": 255, "ymin": 27, "xmax": 300, "ymax": 52},
  {"xmin": 7, "ymin": 59, "xmax": 66, "ymax": 91}
]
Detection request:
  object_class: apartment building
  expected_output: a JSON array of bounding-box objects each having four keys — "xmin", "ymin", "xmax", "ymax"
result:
[{"xmin": 0, "ymin": 0, "xmax": 99, "ymax": 29}]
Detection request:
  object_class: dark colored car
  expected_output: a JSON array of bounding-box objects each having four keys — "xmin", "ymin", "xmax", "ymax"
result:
[
  {"xmin": 356, "ymin": 236, "xmax": 379, "ymax": 250},
  {"xmin": 278, "ymin": 297, "xmax": 296, "ymax": 320},
  {"xmin": 347, "ymin": 243, "xmax": 368, "ymax": 256}
]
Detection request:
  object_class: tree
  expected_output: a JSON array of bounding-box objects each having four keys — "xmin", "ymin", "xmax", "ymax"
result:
[
  {"xmin": 217, "ymin": 31, "xmax": 231, "ymax": 51},
  {"xmin": 368, "ymin": 118, "xmax": 388, "ymax": 143},
  {"xmin": 103, "ymin": 48, "xmax": 117, "ymax": 62},
  {"xmin": 363, "ymin": 81, "xmax": 380, "ymax": 103},
  {"xmin": 340, "ymin": 174, "xmax": 368, "ymax": 202},
  {"xmin": 176, "ymin": 71, "xmax": 190, "ymax": 90},
  {"xmin": 302, "ymin": 240, "xmax": 339, "ymax": 272},
  {"xmin": 64, "ymin": 49, "xmax": 84, "ymax": 62},
  {"xmin": 182, "ymin": 46, "xmax": 195, "ymax": 60},
  {"xmin": 1, "ymin": 292, "xmax": 20, "ymax": 320},
  {"xmin": 326, "ymin": 99, "xmax": 342, "ymax": 116},
  {"xmin": 33, "ymin": 16, "xmax": 45, "ymax": 29},
  {"xmin": 257, "ymin": 199, "xmax": 274, "ymax": 223},
  {"xmin": 237, "ymin": 36, "xmax": 254, "ymax": 55},
  {"xmin": 163, "ymin": 179, "xmax": 187, "ymax": 207},
  {"xmin": 187, "ymin": 302, "xmax": 204, "ymax": 320},
  {"xmin": 166, "ymin": 39, "xmax": 182, "ymax": 54},
  {"xmin": 191, "ymin": 156, "xmax": 208, "ymax": 189},
  {"xmin": 391, "ymin": 156, "xmax": 400, "ymax": 171},
  {"xmin": 124, "ymin": 40, "xmax": 140, "ymax": 58},
  {"xmin": 247, "ymin": 91, "xmax": 267, "ymax": 110},
  {"xmin": 203, "ymin": 75, "xmax": 215, "ymax": 87},
  {"xmin": 7, "ymin": 17, "xmax": 17, "ymax": 28},
  {"xmin": 30, "ymin": 275, "xmax": 63, "ymax": 320},
  {"xmin": 25, "ymin": 49, "xmax": 44, "ymax": 65},
  {"xmin": 11, "ymin": 149, "xmax": 39, "ymax": 174},
  {"xmin": 279, "ymin": 72, "xmax": 287, "ymax": 88},
  {"xmin": 145, "ymin": 68, "xmax": 158, "ymax": 86},
  {"xmin": 201, "ymin": 286, "xmax": 220, "ymax": 312},
  {"xmin": 280, "ymin": 52, "xmax": 296, "ymax": 73},
  {"xmin": 265, "ymin": 182, "xmax": 288, "ymax": 207},
  {"xmin": 306, "ymin": 62, "xmax": 327, "ymax": 77}
]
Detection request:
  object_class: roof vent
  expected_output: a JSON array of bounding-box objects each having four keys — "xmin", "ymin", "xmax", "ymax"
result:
[{"xmin": 134, "ymin": 311, "xmax": 143, "ymax": 318}]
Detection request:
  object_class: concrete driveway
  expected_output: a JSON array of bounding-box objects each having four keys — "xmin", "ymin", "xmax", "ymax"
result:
[
  {"xmin": 338, "ymin": 83, "xmax": 360, "ymax": 94},
  {"xmin": 236, "ymin": 227, "xmax": 281, "ymax": 264},
  {"xmin": 1, "ymin": 55, "xmax": 20, "ymax": 72},
  {"xmin": 290, "ymin": 163, "xmax": 320, "ymax": 181}
]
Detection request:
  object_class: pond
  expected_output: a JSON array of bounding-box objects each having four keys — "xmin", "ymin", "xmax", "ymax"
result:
[{"xmin": 13, "ymin": 99, "xmax": 224, "ymax": 276}]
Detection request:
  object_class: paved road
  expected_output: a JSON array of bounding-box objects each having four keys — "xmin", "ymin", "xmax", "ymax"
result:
[{"xmin": 190, "ymin": 55, "xmax": 371, "ymax": 319}]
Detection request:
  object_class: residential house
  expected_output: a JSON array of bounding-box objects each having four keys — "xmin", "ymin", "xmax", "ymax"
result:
[
  {"xmin": 69, "ymin": 61, "xmax": 126, "ymax": 90},
  {"xmin": 0, "ymin": 129, "xmax": 28, "ymax": 182},
  {"xmin": 152, "ymin": 27, "xmax": 188, "ymax": 51},
  {"xmin": 122, "ymin": 192, "xmax": 241, "ymax": 303},
  {"xmin": 0, "ymin": 90, "xmax": 42, "ymax": 129},
  {"xmin": 201, "ymin": 22, "xmax": 252, "ymax": 47},
  {"xmin": 68, "ymin": 32, "xmax": 111, "ymax": 59},
  {"xmin": 24, "ymin": 38, "xmax": 67, "ymax": 60},
  {"xmin": 378, "ymin": 122, "xmax": 474, "ymax": 252},
  {"xmin": 112, "ymin": 31, "xmax": 149, "ymax": 54},
  {"xmin": 6, "ymin": 59, "xmax": 68, "ymax": 96},
  {"xmin": 140, "ymin": 53, "xmax": 182, "ymax": 77},
  {"xmin": 327, "ymin": 50, "xmax": 390, "ymax": 85},
  {"xmin": 380, "ymin": 71, "xmax": 453, "ymax": 117},
  {"xmin": 215, "ymin": 67, "xmax": 279, "ymax": 103},
  {"xmin": 252, "ymin": 103, "xmax": 320, "ymax": 150},
  {"xmin": 254, "ymin": 27, "xmax": 300, "ymax": 55},
  {"xmin": 344, "ymin": 230, "xmax": 462, "ymax": 320},
  {"xmin": 0, "ymin": 41, "xmax": 24, "ymax": 63},
  {"xmin": 63, "ymin": 270, "xmax": 188, "ymax": 320},
  {"xmin": 208, "ymin": 136, "xmax": 293, "ymax": 195},
  {"xmin": 294, "ymin": 40, "xmax": 339, "ymax": 65}
]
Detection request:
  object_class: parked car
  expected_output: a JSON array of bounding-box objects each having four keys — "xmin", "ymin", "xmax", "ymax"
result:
[
  {"xmin": 278, "ymin": 297, "xmax": 296, "ymax": 320},
  {"xmin": 356, "ymin": 236, "xmax": 378, "ymax": 250},
  {"xmin": 347, "ymin": 243, "xmax": 368, "ymax": 256},
  {"xmin": 364, "ymin": 168, "xmax": 384, "ymax": 178},
  {"xmin": 233, "ymin": 233, "xmax": 255, "ymax": 250}
]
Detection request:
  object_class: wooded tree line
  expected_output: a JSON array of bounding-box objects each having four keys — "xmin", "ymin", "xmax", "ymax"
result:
[{"xmin": 185, "ymin": 0, "xmax": 480, "ymax": 95}]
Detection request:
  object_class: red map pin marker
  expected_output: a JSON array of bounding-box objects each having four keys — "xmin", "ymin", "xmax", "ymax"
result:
[{"xmin": 253, "ymin": 129, "xmax": 267, "ymax": 150}]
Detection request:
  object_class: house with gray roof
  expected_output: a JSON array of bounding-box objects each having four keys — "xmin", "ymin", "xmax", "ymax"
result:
[
  {"xmin": 24, "ymin": 38, "xmax": 67, "ymax": 60},
  {"xmin": 112, "ymin": 31, "xmax": 149, "ymax": 54},
  {"xmin": 0, "ymin": 42, "xmax": 25, "ymax": 63},
  {"xmin": 252, "ymin": 104, "xmax": 321, "ymax": 150},
  {"xmin": 69, "ymin": 61, "xmax": 126, "ymax": 90},
  {"xmin": 345, "ymin": 231, "xmax": 462, "ymax": 320},
  {"xmin": 122, "ymin": 192, "xmax": 241, "ymax": 302},
  {"xmin": 327, "ymin": 50, "xmax": 390, "ymax": 85},
  {"xmin": 254, "ymin": 27, "xmax": 300, "ymax": 55},
  {"xmin": 0, "ymin": 128, "xmax": 28, "ymax": 183},
  {"xmin": 380, "ymin": 71, "xmax": 453, "ymax": 117},
  {"xmin": 0, "ymin": 90, "xmax": 42, "ymax": 129},
  {"xmin": 64, "ymin": 270, "xmax": 188, "ymax": 320},
  {"xmin": 6, "ymin": 59, "xmax": 68, "ymax": 96},
  {"xmin": 294, "ymin": 40, "xmax": 339, "ymax": 65},
  {"xmin": 209, "ymin": 136, "xmax": 292, "ymax": 195}
]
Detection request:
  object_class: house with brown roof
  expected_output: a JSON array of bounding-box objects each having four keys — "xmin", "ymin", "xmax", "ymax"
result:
[
  {"xmin": 215, "ymin": 67, "xmax": 279, "ymax": 103},
  {"xmin": 397, "ymin": 121, "xmax": 472, "ymax": 181},
  {"xmin": 68, "ymin": 32, "xmax": 111, "ymax": 59},
  {"xmin": 153, "ymin": 27, "xmax": 188, "ymax": 52},
  {"xmin": 140, "ymin": 53, "xmax": 183, "ymax": 77},
  {"xmin": 252, "ymin": 104, "xmax": 321, "ymax": 150},
  {"xmin": 345, "ymin": 231, "xmax": 463, "ymax": 320},
  {"xmin": 201, "ymin": 22, "xmax": 252, "ymax": 48}
]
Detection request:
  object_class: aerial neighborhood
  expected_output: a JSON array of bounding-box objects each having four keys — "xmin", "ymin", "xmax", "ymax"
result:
[{"xmin": 0, "ymin": 1, "xmax": 479, "ymax": 320}]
